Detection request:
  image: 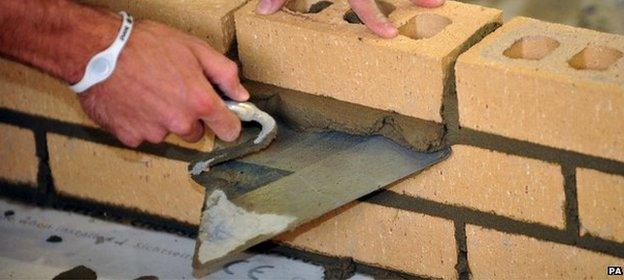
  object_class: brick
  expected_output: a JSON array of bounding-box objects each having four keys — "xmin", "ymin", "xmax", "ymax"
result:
[
  {"xmin": 47, "ymin": 133, "xmax": 204, "ymax": 225},
  {"xmin": 0, "ymin": 124, "xmax": 38, "ymax": 187},
  {"xmin": 467, "ymin": 225, "xmax": 624, "ymax": 278},
  {"xmin": 236, "ymin": 0, "xmax": 501, "ymax": 122},
  {"xmin": 577, "ymin": 168, "xmax": 624, "ymax": 243},
  {"xmin": 277, "ymin": 202, "xmax": 457, "ymax": 278},
  {"xmin": 0, "ymin": 58, "xmax": 214, "ymax": 151},
  {"xmin": 456, "ymin": 17, "xmax": 624, "ymax": 161},
  {"xmin": 77, "ymin": 0, "xmax": 248, "ymax": 53},
  {"xmin": 390, "ymin": 145, "xmax": 566, "ymax": 228}
]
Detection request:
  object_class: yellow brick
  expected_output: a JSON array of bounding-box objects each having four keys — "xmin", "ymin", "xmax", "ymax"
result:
[
  {"xmin": 277, "ymin": 202, "xmax": 457, "ymax": 278},
  {"xmin": 467, "ymin": 225, "xmax": 624, "ymax": 279},
  {"xmin": 236, "ymin": 0, "xmax": 501, "ymax": 122},
  {"xmin": 47, "ymin": 133, "xmax": 204, "ymax": 225},
  {"xmin": 0, "ymin": 124, "xmax": 38, "ymax": 186},
  {"xmin": 577, "ymin": 168, "xmax": 624, "ymax": 243},
  {"xmin": 391, "ymin": 145, "xmax": 566, "ymax": 228},
  {"xmin": 77, "ymin": 0, "xmax": 248, "ymax": 53},
  {"xmin": 0, "ymin": 59, "xmax": 214, "ymax": 151},
  {"xmin": 456, "ymin": 17, "xmax": 624, "ymax": 161}
]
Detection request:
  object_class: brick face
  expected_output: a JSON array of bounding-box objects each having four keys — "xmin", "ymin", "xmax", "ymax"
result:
[
  {"xmin": 77, "ymin": 0, "xmax": 248, "ymax": 53},
  {"xmin": 467, "ymin": 225, "xmax": 624, "ymax": 279},
  {"xmin": 456, "ymin": 17, "xmax": 624, "ymax": 162},
  {"xmin": 277, "ymin": 202, "xmax": 457, "ymax": 279},
  {"xmin": 0, "ymin": 58, "xmax": 214, "ymax": 151},
  {"xmin": 236, "ymin": 0, "xmax": 501, "ymax": 122},
  {"xmin": 391, "ymin": 145, "xmax": 566, "ymax": 228},
  {"xmin": 0, "ymin": 124, "xmax": 38, "ymax": 186},
  {"xmin": 47, "ymin": 133, "xmax": 204, "ymax": 225},
  {"xmin": 577, "ymin": 168, "xmax": 624, "ymax": 243}
]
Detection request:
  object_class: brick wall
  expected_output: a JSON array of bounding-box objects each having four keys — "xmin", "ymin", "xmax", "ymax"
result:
[{"xmin": 1, "ymin": 0, "xmax": 623, "ymax": 279}]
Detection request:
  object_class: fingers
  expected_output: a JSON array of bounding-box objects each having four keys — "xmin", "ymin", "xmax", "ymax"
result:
[
  {"xmin": 192, "ymin": 81, "xmax": 242, "ymax": 142},
  {"xmin": 348, "ymin": 0, "xmax": 398, "ymax": 38},
  {"xmin": 190, "ymin": 43, "xmax": 249, "ymax": 102},
  {"xmin": 256, "ymin": 0, "xmax": 289, "ymax": 14},
  {"xmin": 411, "ymin": 0, "xmax": 445, "ymax": 8},
  {"xmin": 175, "ymin": 120, "xmax": 206, "ymax": 143}
]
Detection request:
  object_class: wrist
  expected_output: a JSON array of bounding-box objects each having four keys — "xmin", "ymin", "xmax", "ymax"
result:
[{"xmin": 0, "ymin": 0, "xmax": 121, "ymax": 84}]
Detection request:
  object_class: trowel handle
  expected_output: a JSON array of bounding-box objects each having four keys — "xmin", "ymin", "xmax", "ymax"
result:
[{"xmin": 224, "ymin": 101, "xmax": 276, "ymax": 144}]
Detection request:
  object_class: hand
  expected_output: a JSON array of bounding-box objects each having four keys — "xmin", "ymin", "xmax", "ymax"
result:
[
  {"xmin": 256, "ymin": 0, "xmax": 445, "ymax": 38},
  {"xmin": 79, "ymin": 20, "xmax": 249, "ymax": 147}
]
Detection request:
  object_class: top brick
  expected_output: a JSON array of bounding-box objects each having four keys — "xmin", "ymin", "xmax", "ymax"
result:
[
  {"xmin": 236, "ymin": 0, "xmax": 502, "ymax": 122},
  {"xmin": 456, "ymin": 17, "xmax": 624, "ymax": 161},
  {"xmin": 78, "ymin": 0, "xmax": 248, "ymax": 53}
]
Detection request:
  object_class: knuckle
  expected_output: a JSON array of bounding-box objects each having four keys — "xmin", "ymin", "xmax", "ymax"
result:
[
  {"xmin": 192, "ymin": 95, "xmax": 217, "ymax": 115},
  {"xmin": 145, "ymin": 130, "xmax": 167, "ymax": 144},
  {"xmin": 222, "ymin": 62, "xmax": 239, "ymax": 79}
]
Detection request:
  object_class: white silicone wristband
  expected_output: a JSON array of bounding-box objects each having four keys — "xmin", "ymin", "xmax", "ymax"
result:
[{"xmin": 70, "ymin": 11, "xmax": 134, "ymax": 93}]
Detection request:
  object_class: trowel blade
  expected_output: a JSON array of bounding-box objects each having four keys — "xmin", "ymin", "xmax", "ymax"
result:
[{"xmin": 191, "ymin": 123, "xmax": 450, "ymax": 276}]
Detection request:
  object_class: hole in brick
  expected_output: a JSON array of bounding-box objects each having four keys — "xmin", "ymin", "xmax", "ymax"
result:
[
  {"xmin": 398, "ymin": 14, "xmax": 452, "ymax": 39},
  {"xmin": 285, "ymin": 0, "xmax": 333, "ymax": 14},
  {"xmin": 503, "ymin": 36, "xmax": 560, "ymax": 60},
  {"xmin": 568, "ymin": 45, "xmax": 623, "ymax": 71},
  {"xmin": 343, "ymin": 1, "xmax": 396, "ymax": 24}
]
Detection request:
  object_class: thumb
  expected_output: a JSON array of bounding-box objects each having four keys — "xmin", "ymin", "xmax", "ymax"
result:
[{"xmin": 256, "ymin": 0, "xmax": 289, "ymax": 14}]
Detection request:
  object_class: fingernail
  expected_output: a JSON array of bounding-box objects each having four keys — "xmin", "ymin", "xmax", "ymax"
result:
[
  {"xmin": 381, "ymin": 22, "xmax": 399, "ymax": 38},
  {"xmin": 239, "ymin": 85, "xmax": 250, "ymax": 100},
  {"xmin": 256, "ymin": 1, "xmax": 273, "ymax": 14}
]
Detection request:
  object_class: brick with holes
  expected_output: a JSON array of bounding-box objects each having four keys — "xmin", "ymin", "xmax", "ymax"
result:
[
  {"xmin": 456, "ymin": 17, "xmax": 624, "ymax": 161},
  {"xmin": 77, "ymin": 0, "xmax": 248, "ymax": 53},
  {"xmin": 236, "ymin": 0, "xmax": 501, "ymax": 123}
]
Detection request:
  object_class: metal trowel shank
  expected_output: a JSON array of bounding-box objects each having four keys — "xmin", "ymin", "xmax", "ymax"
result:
[{"xmin": 189, "ymin": 103, "xmax": 451, "ymax": 277}]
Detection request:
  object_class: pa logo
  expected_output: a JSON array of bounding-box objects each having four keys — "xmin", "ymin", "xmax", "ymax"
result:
[{"xmin": 608, "ymin": 266, "xmax": 623, "ymax": 276}]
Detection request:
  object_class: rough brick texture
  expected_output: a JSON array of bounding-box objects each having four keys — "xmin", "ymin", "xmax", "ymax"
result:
[
  {"xmin": 467, "ymin": 225, "xmax": 624, "ymax": 278},
  {"xmin": 390, "ymin": 145, "xmax": 566, "ymax": 228},
  {"xmin": 78, "ymin": 0, "xmax": 248, "ymax": 53},
  {"xmin": 0, "ymin": 124, "xmax": 38, "ymax": 187},
  {"xmin": 456, "ymin": 17, "xmax": 624, "ymax": 161},
  {"xmin": 0, "ymin": 59, "xmax": 214, "ymax": 151},
  {"xmin": 277, "ymin": 202, "xmax": 457, "ymax": 278},
  {"xmin": 577, "ymin": 168, "xmax": 624, "ymax": 243},
  {"xmin": 47, "ymin": 133, "xmax": 204, "ymax": 225},
  {"xmin": 236, "ymin": 0, "xmax": 501, "ymax": 122}
]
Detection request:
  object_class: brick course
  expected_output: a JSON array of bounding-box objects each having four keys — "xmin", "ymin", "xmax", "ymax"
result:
[
  {"xmin": 47, "ymin": 133, "xmax": 204, "ymax": 225},
  {"xmin": 577, "ymin": 168, "xmax": 624, "ymax": 243},
  {"xmin": 390, "ymin": 145, "xmax": 566, "ymax": 228},
  {"xmin": 277, "ymin": 202, "xmax": 458, "ymax": 278},
  {"xmin": 467, "ymin": 225, "xmax": 624, "ymax": 279}
]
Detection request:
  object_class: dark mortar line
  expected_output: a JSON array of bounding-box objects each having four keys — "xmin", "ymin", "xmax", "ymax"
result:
[
  {"xmin": 562, "ymin": 164, "xmax": 580, "ymax": 238},
  {"xmin": 0, "ymin": 180, "xmax": 39, "ymax": 204},
  {"xmin": 453, "ymin": 128, "xmax": 624, "ymax": 176},
  {"xmin": 0, "ymin": 180, "xmax": 197, "ymax": 237},
  {"xmin": 0, "ymin": 108, "xmax": 201, "ymax": 162},
  {"xmin": 252, "ymin": 242, "xmax": 437, "ymax": 280},
  {"xmin": 33, "ymin": 129, "xmax": 54, "ymax": 206},
  {"xmin": 361, "ymin": 191, "xmax": 624, "ymax": 259},
  {"xmin": 453, "ymin": 221, "xmax": 470, "ymax": 280},
  {"xmin": 2, "ymin": 108, "xmax": 623, "ymax": 177}
]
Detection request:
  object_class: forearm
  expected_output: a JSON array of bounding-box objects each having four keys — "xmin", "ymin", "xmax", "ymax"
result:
[{"xmin": 0, "ymin": 0, "xmax": 120, "ymax": 83}]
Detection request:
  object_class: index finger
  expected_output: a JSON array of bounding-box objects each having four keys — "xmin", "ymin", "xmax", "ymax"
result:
[{"xmin": 348, "ymin": 0, "xmax": 398, "ymax": 38}]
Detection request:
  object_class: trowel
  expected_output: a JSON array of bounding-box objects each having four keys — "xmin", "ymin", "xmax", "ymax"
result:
[{"xmin": 188, "ymin": 101, "xmax": 451, "ymax": 277}]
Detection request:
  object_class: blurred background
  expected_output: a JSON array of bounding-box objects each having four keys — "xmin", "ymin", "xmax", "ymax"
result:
[{"xmin": 461, "ymin": 0, "xmax": 624, "ymax": 35}]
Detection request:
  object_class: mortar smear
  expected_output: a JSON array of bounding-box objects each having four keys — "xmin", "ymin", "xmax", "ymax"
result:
[{"xmin": 197, "ymin": 190, "xmax": 296, "ymax": 264}]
